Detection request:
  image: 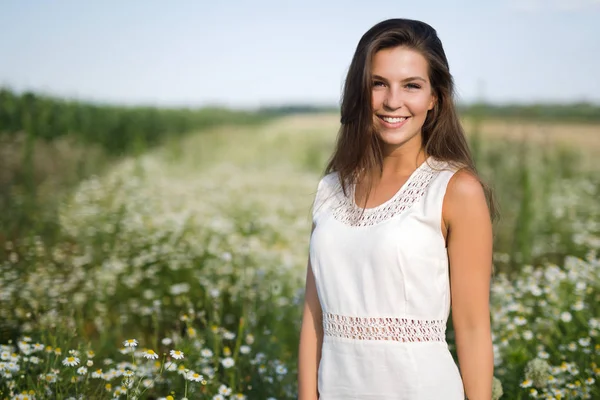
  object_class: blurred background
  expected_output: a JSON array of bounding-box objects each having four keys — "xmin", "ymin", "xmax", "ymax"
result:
[{"xmin": 1, "ymin": 1, "xmax": 599, "ymax": 399}]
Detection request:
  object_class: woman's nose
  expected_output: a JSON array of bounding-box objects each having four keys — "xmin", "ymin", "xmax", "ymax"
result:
[{"xmin": 383, "ymin": 86, "xmax": 404, "ymax": 111}]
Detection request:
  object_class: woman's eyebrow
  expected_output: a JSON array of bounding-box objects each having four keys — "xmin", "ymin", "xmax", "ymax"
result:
[{"xmin": 372, "ymin": 74, "xmax": 427, "ymax": 83}]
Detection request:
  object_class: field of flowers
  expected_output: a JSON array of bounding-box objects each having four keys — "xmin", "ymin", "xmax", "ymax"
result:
[{"xmin": 0, "ymin": 114, "xmax": 599, "ymax": 399}]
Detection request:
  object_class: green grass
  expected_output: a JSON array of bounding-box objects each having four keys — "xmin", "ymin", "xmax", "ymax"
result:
[{"xmin": 1, "ymin": 114, "xmax": 599, "ymax": 399}]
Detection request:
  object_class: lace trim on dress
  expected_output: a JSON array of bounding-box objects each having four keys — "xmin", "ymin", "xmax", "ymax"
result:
[
  {"xmin": 323, "ymin": 312, "xmax": 447, "ymax": 342},
  {"xmin": 331, "ymin": 158, "xmax": 440, "ymax": 227}
]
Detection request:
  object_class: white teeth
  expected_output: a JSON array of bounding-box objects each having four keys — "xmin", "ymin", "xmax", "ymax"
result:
[{"xmin": 381, "ymin": 116, "xmax": 407, "ymax": 123}]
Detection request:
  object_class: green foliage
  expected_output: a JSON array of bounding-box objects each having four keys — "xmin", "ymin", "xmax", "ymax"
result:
[
  {"xmin": 464, "ymin": 133, "xmax": 599, "ymax": 271},
  {"xmin": 0, "ymin": 87, "xmax": 274, "ymax": 251},
  {"xmin": 0, "ymin": 87, "xmax": 271, "ymax": 155},
  {"xmin": 459, "ymin": 102, "xmax": 600, "ymax": 124}
]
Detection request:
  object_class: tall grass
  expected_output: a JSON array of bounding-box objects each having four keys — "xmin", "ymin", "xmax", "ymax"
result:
[
  {"xmin": 0, "ymin": 88, "xmax": 275, "ymax": 255},
  {"xmin": 0, "ymin": 114, "xmax": 598, "ymax": 398}
]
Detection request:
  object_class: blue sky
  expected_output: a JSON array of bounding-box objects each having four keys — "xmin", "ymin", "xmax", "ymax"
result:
[{"xmin": 1, "ymin": 0, "xmax": 599, "ymax": 108}]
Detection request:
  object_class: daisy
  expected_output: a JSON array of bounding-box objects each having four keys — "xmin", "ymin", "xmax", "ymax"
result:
[
  {"xmin": 166, "ymin": 362, "xmax": 178, "ymax": 371},
  {"xmin": 537, "ymin": 351, "xmax": 550, "ymax": 359},
  {"xmin": 200, "ymin": 349, "xmax": 213, "ymax": 358},
  {"xmin": 123, "ymin": 339, "xmax": 138, "ymax": 347},
  {"xmin": 578, "ymin": 337, "xmax": 591, "ymax": 347},
  {"xmin": 560, "ymin": 312, "xmax": 572, "ymax": 322},
  {"xmin": 223, "ymin": 331, "xmax": 236, "ymax": 340},
  {"xmin": 15, "ymin": 340, "xmax": 28, "ymax": 353},
  {"xmin": 142, "ymin": 378, "xmax": 154, "ymax": 388},
  {"xmin": 519, "ymin": 379, "xmax": 533, "ymax": 388},
  {"xmin": 6, "ymin": 361, "xmax": 19, "ymax": 371},
  {"xmin": 221, "ymin": 357, "xmax": 235, "ymax": 369},
  {"xmin": 62, "ymin": 356, "xmax": 80, "ymax": 367},
  {"xmin": 77, "ymin": 366, "xmax": 88, "ymax": 375},
  {"xmin": 275, "ymin": 365, "xmax": 288, "ymax": 375},
  {"xmin": 143, "ymin": 349, "xmax": 159, "ymax": 360},
  {"xmin": 91, "ymin": 369, "xmax": 103, "ymax": 378},
  {"xmin": 201, "ymin": 366, "xmax": 215, "ymax": 378},
  {"xmin": 28, "ymin": 356, "xmax": 41, "ymax": 364},
  {"xmin": 239, "ymin": 345, "xmax": 251, "ymax": 354},
  {"xmin": 218, "ymin": 384, "xmax": 232, "ymax": 395},
  {"xmin": 170, "ymin": 350, "xmax": 184, "ymax": 360},
  {"xmin": 186, "ymin": 371, "xmax": 203, "ymax": 382},
  {"xmin": 522, "ymin": 331, "xmax": 534, "ymax": 341},
  {"xmin": 113, "ymin": 386, "xmax": 124, "ymax": 396}
]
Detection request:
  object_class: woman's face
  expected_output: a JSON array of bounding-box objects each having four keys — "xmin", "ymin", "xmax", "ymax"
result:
[{"xmin": 370, "ymin": 46, "xmax": 436, "ymax": 153}]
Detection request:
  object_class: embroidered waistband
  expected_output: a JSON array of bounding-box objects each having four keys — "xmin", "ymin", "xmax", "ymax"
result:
[{"xmin": 322, "ymin": 312, "xmax": 447, "ymax": 342}]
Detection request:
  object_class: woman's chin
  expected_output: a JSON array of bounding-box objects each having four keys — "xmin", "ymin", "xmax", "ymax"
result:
[{"xmin": 376, "ymin": 129, "xmax": 420, "ymax": 149}]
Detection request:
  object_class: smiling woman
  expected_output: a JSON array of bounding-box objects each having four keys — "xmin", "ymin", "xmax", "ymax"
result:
[
  {"xmin": 371, "ymin": 46, "xmax": 436, "ymax": 153},
  {"xmin": 298, "ymin": 18, "xmax": 497, "ymax": 400}
]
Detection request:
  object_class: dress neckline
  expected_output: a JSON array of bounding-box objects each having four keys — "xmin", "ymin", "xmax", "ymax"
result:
[{"xmin": 351, "ymin": 155, "xmax": 433, "ymax": 212}]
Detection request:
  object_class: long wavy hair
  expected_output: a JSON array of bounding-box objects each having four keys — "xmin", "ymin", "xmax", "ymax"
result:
[{"xmin": 323, "ymin": 18, "xmax": 497, "ymax": 220}]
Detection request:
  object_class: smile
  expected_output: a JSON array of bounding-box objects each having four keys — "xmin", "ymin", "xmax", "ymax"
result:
[
  {"xmin": 377, "ymin": 115, "xmax": 410, "ymax": 128},
  {"xmin": 379, "ymin": 116, "xmax": 408, "ymax": 123}
]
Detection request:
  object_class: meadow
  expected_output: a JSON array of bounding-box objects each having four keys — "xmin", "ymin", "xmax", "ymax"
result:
[{"xmin": 0, "ymin": 111, "xmax": 599, "ymax": 399}]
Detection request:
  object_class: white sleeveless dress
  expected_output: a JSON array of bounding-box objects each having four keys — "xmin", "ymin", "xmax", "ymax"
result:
[{"xmin": 309, "ymin": 156, "xmax": 465, "ymax": 400}]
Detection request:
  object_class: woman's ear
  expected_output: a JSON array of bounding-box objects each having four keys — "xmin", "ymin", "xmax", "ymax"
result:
[{"xmin": 428, "ymin": 94, "xmax": 436, "ymax": 111}]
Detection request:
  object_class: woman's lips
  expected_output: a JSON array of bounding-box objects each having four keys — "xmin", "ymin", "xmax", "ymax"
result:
[{"xmin": 378, "ymin": 115, "xmax": 410, "ymax": 129}]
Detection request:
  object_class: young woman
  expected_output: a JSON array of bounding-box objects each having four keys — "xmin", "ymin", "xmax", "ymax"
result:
[{"xmin": 298, "ymin": 19, "xmax": 495, "ymax": 400}]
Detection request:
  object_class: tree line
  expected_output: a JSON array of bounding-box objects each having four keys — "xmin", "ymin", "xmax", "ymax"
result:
[
  {"xmin": 459, "ymin": 102, "xmax": 600, "ymax": 123},
  {"xmin": 0, "ymin": 87, "xmax": 270, "ymax": 155}
]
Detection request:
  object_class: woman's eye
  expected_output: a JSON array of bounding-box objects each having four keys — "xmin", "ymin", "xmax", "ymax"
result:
[
  {"xmin": 406, "ymin": 83, "xmax": 421, "ymax": 90},
  {"xmin": 372, "ymin": 81, "xmax": 385, "ymax": 87}
]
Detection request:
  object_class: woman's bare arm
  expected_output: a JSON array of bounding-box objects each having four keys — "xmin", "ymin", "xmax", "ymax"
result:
[
  {"xmin": 298, "ymin": 223, "xmax": 323, "ymax": 400},
  {"xmin": 444, "ymin": 170, "xmax": 494, "ymax": 400}
]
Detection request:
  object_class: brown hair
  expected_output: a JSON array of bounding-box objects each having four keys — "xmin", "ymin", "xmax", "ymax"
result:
[{"xmin": 323, "ymin": 18, "xmax": 497, "ymax": 221}]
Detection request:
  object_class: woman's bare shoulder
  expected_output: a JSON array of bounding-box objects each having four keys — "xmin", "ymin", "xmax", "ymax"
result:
[{"xmin": 444, "ymin": 168, "xmax": 489, "ymax": 224}]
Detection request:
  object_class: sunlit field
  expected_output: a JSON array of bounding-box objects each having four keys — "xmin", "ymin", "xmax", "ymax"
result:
[{"xmin": 1, "ymin": 113, "xmax": 599, "ymax": 399}]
